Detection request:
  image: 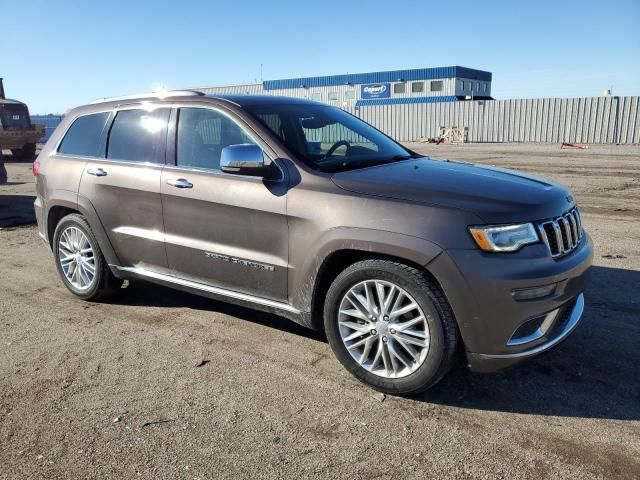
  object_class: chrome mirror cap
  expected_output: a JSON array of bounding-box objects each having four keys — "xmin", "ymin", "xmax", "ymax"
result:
[{"xmin": 220, "ymin": 144, "xmax": 265, "ymax": 174}]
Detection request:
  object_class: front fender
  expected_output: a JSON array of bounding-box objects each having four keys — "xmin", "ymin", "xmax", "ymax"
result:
[{"xmin": 289, "ymin": 226, "xmax": 442, "ymax": 313}]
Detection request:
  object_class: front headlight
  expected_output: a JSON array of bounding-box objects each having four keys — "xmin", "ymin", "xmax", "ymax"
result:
[{"xmin": 468, "ymin": 223, "xmax": 539, "ymax": 252}]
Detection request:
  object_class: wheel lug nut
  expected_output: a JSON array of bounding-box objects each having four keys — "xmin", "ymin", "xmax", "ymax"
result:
[
  {"xmin": 382, "ymin": 336, "xmax": 388, "ymax": 343},
  {"xmin": 370, "ymin": 329, "xmax": 377, "ymax": 336},
  {"xmin": 390, "ymin": 328, "xmax": 396, "ymax": 335},
  {"xmin": 383, "ymin": 315, "xmax": 389, "ymax": 321}
]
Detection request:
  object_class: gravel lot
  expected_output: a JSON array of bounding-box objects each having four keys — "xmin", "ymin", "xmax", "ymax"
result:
[{"xmin": 1, "ymin": 143, "xmax": 639, "ymax": 479}]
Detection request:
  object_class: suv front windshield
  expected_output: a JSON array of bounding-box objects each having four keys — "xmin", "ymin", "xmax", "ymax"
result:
[{"xmin": 243, "ymin": 103, "xmax": 418, "ymax": 172}]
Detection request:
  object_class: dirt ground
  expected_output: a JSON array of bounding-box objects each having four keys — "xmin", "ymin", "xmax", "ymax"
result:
[{"xmin": 1, "ymin": 143, "xmax": 639, "ymax": 479}]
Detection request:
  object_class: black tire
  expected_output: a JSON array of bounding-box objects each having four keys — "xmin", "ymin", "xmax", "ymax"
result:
[
  {"xmin": 0, "ymin": 157, "xmax": 7, "ymax": 184},
  {"xmin": 11, "ymin": 143, "xmax": 36, "ymax": 160},
  {"xmin": 52, "ymin": 213, "xmax": 123, "ymax": 300},
  {"xmin": 22, "ymin": 143, "xmax": 37, "ymax": 160},
  {"xmin": 323, "ymin": 259, "xmax": 458, "ymax": 396}
]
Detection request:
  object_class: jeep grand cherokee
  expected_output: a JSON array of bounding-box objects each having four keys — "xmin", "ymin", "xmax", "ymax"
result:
[{"xmin": 34, "ymin": 91, "xmax": 592, "ymax": 395}]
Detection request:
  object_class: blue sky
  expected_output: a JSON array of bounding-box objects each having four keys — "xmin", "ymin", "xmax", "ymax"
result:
[{"xmin": 2, "ymin": 0, "xmax": 639, "ymax": 113}]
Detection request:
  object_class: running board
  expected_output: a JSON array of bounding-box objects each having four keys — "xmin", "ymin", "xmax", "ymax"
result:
[{"xmin": 114, "ymin": 266, "xmax": 300, "ymax": 314}]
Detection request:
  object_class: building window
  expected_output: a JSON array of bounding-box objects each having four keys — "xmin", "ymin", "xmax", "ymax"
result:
[
  {"xmin": 344, "ymin": 90, "xmax": 356, "ymax": 100},
  {"xmin": 311, "ymin": 92, "xmax": 322, "ymax": 101},
  {"xmin": 476, "ymin": 82, "xmax": 480, "ymax": 92},
  {"xmin": 411, "ymin": 81, "xmax": 424, "ymax": 93},
  {"xmin": 393, "ymin": 83, "xmax": 406, "ymax": 94},
  {"xmin": 483, "ymin": 83, "xmax": 488, "ymax": 93},
  {"xmin": 328, "ymin": 92, "xmax": 339, "ymax": 101},
  {"xmin": 430, "ymin": 80, "xmax": 443, "ymax": 92}
]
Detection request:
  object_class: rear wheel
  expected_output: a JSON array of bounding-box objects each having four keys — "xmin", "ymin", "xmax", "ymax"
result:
[
  {"xmin": 324, "ymin": 259, "xmax": 458, "ymax": 395},
  {"xmin": 52, "ymin": 213, "xmax": 123, "ymax": 300}
]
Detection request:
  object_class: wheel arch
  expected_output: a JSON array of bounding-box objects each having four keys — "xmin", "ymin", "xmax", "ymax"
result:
[
  {"xmin": 46, "ymin": 195, "xmax": 121, "ymax": 268},
  {"xmin": 294, "ymin": 228, "xmax": 445, "ymax": 330}
]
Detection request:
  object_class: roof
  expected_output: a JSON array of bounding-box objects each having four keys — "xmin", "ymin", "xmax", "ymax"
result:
[
  {"xmin": 263, "ymin": 66, "xmax": 492, "ymax": 90},
  {"xmin": 207, "ymin": 94, "xmax": 321, "ymax": 106},
  {"xmin": 0, "ymin": 98, "xmax": 27, "ymax": 106},
  {"xmin": 70, "ymin": 93, "xmax": 321, "ymax": 116}
]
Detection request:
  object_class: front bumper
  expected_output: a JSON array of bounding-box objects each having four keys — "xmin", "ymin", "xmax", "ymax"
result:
[
  {"xmin": 466, "ymin": 293, "xmax": 584, "ymax": 372},
  {"xmin": 427, "ymin": 233, "xmax": 593, "ymax": 373}
]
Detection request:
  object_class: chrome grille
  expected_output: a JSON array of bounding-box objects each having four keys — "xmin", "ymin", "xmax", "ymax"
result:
[{"xmin": 538, "ymin": 207, "xmax": 583, "ymax": 258}]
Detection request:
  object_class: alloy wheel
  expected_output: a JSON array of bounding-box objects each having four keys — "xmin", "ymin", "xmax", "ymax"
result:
[
  {"xmin": 57, "ymin": 226, "xmax": 96, "ymax": 291},
  {"xmin": 338, "ymin": 280, "xmax": 430, "ymax": 378}
]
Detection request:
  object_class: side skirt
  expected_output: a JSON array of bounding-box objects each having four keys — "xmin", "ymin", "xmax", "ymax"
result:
[{"xmin": 112, "ymin": 265, "xmax": 315, "ymax": 329}]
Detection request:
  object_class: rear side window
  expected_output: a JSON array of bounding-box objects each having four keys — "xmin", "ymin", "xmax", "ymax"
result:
[
  {"xmin": 58, "ymin": 112, "xmax": 110, "ymax": 157},
  {"xmin": 177, "ymin": 107, "xmax": 255, "ymax": 171},
  {"xmin": 107, "ymin": 108, "xmax": 170, "ymax": 163}
]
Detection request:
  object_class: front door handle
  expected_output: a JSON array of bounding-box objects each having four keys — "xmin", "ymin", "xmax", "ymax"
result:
[
  {"xmin": 166, "ymin": 178, "xmax": 193, "ymax": 189},
  {"xmin": 86, "ymin": 167, "xmax": 107, "ymax": 177}
]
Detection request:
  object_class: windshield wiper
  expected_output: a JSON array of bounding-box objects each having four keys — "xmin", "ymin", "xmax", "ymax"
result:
[
  {"xmin": 392, "ymin": 153, "xmax": 423, "ymax": 160},
  {"xmin": 322, "ymin": 155, "xmax": 417, "ymax": 173}
]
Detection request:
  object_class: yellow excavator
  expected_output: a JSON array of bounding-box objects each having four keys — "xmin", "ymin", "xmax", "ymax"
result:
[{"xmin": 0, "ymin": 77, "xmax": 44, "ymax": 160}]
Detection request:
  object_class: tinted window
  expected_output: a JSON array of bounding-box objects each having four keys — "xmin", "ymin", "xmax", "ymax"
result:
[
  {"xmin": 394, "ymin": 83, "xmax": 406, "ymax": 94},
  {"xmin": 107, "ymin": 108, "xmax": 169, "ymax": 163},
  {"xmin": 412, "ymin": 82, "xmax": 424, "ymax": 93},
  {"xmin": 58, "ymin": 112, "xmax": 109, "ymax": 157},
  {"xmin": 177, "ymin": 108, "xmax": 255, "ymax": 170},
  {"xmin": 246, "ymin": 104, "xmax": 413, "ymax": 173},
  {"xmin": 431, "ymin": 81, "xmax": 443, "ymax": 92}
]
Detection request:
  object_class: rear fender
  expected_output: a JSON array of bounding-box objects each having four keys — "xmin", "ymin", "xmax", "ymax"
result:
[{"xmin": 45, "ymin": 194, "xmax": 122, "ymax": 269}]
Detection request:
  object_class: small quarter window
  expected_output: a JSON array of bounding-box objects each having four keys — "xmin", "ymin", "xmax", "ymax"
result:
[
  {"xmin": 107, "ymin": 108, "xmax": 170, "ymax": 163},
  {"xmin": 58, "ymin": 112, "xmax": 110, "ymax": 157},
  {"xmin": 411, "ymin": 82, "xmax": 424, "ymax": 93},
  {"xmin": 393, "ymin": 83, "xmax": 406, "ymax": 94},
  {"xmin": 430, "ymin": 80, "xmax": 443, "ymax": 92}
]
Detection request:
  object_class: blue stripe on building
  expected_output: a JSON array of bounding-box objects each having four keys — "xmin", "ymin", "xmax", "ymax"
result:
[
  {"xmin": 263, "ymin": 66, "xmax": 491, "ymax": 90},
  {"xmin": 355, "ymin": 96, "xmax": 460, "ymax": 107}
]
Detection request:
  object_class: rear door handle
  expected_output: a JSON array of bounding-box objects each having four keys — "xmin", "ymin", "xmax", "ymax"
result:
[
  {"xmin": 86, "ymin": 167, "xmax": 107, "ymax": 177},
  {"xmin": 166, "ymin": 178, "xmax": 193, "ymax": 189}
]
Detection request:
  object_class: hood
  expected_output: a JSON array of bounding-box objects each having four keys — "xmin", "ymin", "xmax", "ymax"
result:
[{"xmin": 331, "ymin": 158, "xmax": 574, "ymax": 224}]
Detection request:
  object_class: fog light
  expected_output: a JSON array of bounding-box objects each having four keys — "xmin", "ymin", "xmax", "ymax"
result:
[{"xmin": 511, "ymin": 283, "xmax": 556, "ymax": 301}]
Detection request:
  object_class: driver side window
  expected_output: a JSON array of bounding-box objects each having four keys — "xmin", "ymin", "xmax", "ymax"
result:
[
  {"xmin": 300, "ymin": 119, "xmax": 378, "ymax": 157},
  {"xmin": 177, "ymin": 107, "xmax": 256, "ymax": 170}
]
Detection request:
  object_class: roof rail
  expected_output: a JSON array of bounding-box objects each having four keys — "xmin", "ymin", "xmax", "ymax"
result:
[{"xmin": 89, "ymin": 90, "xmax": 205, "ymax": 104}]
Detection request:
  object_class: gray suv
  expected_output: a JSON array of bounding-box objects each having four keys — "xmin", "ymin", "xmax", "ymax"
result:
[{"xmin": 34, "ymin": 91, "xmax": 592, "ymax": 395}]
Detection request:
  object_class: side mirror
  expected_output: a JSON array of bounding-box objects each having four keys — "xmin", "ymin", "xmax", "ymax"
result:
[{"xmin": 220, "ymin": 144, "xmax": 265, "ymax": 175}]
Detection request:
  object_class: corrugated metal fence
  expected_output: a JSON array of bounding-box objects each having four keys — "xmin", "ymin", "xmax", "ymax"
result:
[
  {"xmin": 352, "ymin": 96, "xmax": 639, "ymax": 144},
  {"xmin": 30, "ymin": 97, "xmax": 640, "ymax": 145}
]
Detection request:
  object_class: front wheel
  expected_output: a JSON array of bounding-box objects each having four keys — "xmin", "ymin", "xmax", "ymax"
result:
[
  {"xmin": 323, "ymin": 259, "xmax": 458, "ymax": 395},
  {"xmin": 52, "ymin": 213, "xmax": 123, "ymax": 300}
]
